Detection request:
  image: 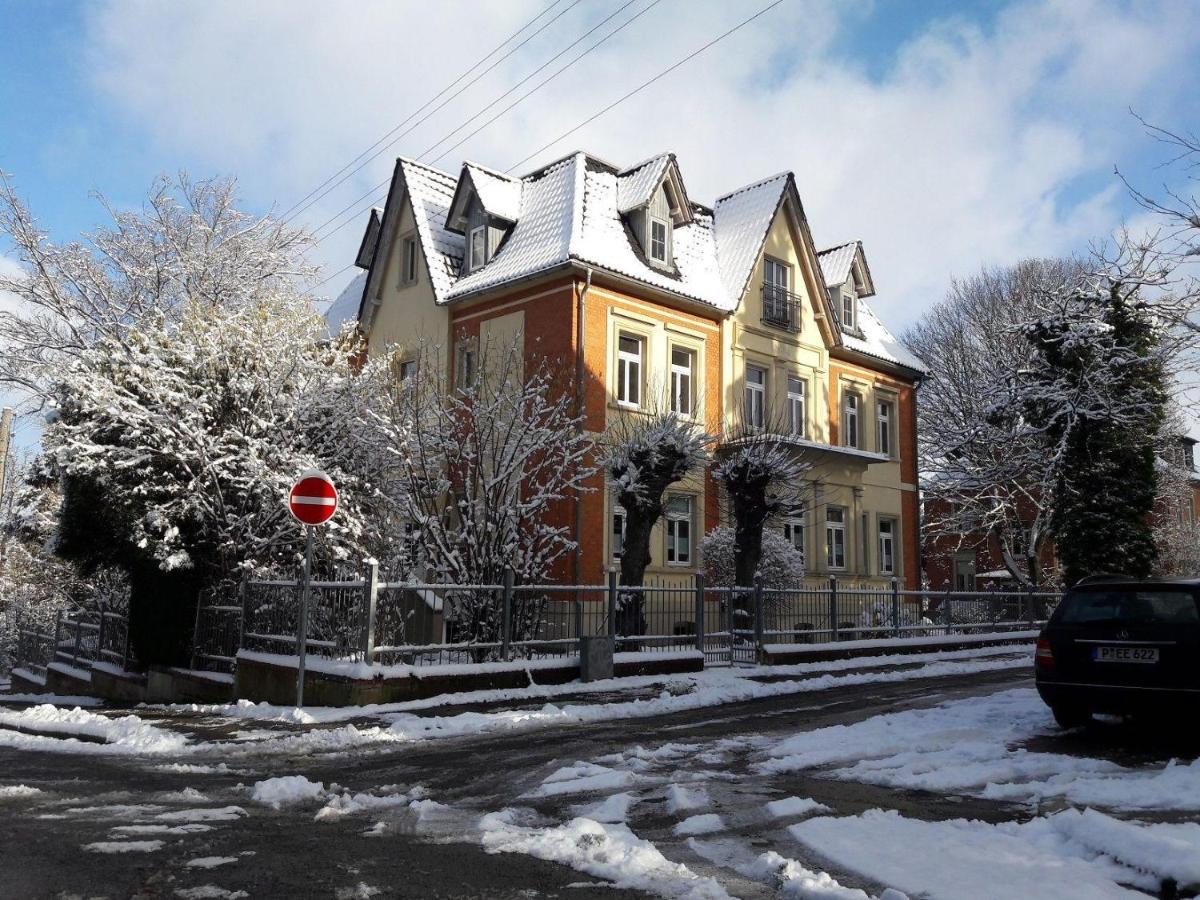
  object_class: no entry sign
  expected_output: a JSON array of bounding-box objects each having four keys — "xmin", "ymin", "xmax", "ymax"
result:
[{"xmin": 289, "ymin": 469, "xmax": 338, "ymax": 525}]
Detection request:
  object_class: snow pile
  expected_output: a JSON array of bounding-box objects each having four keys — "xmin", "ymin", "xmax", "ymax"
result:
[
  {"xmin": 0, "ymin": 785, "xmax": 43, "ymax": 799},
  {"xmin": 665, "ymin": 783, "xmax": 709, "ymax": 815},
  {"xmin": 83, "ymin": 840, "xmax": 164, "ymax": 853},
  {"xmin": 737, "ymin": 850, "xmax": 876, "ymax": 899},
  {"xmin": 674, "ymin": 814, "xmax": 724, "ymax": 836},
  {"xmin": 314, "ymin": 786, "xmax": 419, "ymax": 821},
  {"xmin": 185, "ymin": 857, "xmax": 238, "ymax": 869},
  {"xmin": 112, "ymin": 823, "xmax": 212, "ymax": 836},
  {"xmin": 765, "ymin": 796, "xmax": 831, "ymax": 819},
  {"xmin": 760, "ymin": 688, "xmax": 1200, "ymax": 810},
  {"xmin": 0, "ymin": 705, "xmax": 187, "ymax": 754},
  {"xmin": 479, "ymin": 810, "xmax": 731, "ymax": 899},
  {"xmin": 250, "ymin": 776, "xmax": 326, "ymax": 809},
  {"xmin": 791, "ymin": 807, "xmax": 1195, "ymax": 899},
  {"xmin": 527, "ymin": 762, "xmax": 644, "ymax": 798},
  {"xmin": 576, "ymin": 792, "xmax": 639, "ymax": 824},
  {"xmin": 156, "ymin": 807, "xmax": 246, "ymax": 823},
  {"xmin": 175, "ymin": 887, "xmax": 249, "ymax": 900}
]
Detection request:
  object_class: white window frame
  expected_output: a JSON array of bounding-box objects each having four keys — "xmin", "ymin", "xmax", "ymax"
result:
[
  {"xmin": 787, "ymin": 375, "xmax": 806, "ymax": 438},
  {"xmin": 649, "ymin": 216, "xmax": 669, "ymax": 264},
  {"xmin": 825, "ymin": 507, "xmax": 846, "ymax": 570},
  {"xmin": 611, "ymin": 503, "xmax": 626, "ymax": 560},
  {"xmin": 468, "ymin": 224, "xmax": 487, "ymax": 271},
  {"xmin": 670, "ymin": 346, "xmax": 694, "ymax": 416},
  {"xmin": 783, "ymin": 517, "xmax": 805, "ymax": 557},
  {"xmin": 841, "ymin": 291, "xmax": 856, "ymax": 330},
  {"xmin": 877, "ymin": 399, "xmax": 893, "ymax": 457},
  {"xmin": 665, "ymin": 494, "xmax": 693, "ymax": 566},
  {"xmin": 745, "ymin": 365, "xmax": 766, "ymax": 430},
  {"xmin": 616, "ymin": 333, "xmax": 643, "ymax": 408},
  {"xmin": 843, "ymin": 391, "xmax": 860, "ymax": 449},
  {"xmin": 400, "ymin": 234, "xmax": 418, "ymax": 285},
  {"xmin": 878, "ymin": 518, "xmax": 896, "ymax": 575}
]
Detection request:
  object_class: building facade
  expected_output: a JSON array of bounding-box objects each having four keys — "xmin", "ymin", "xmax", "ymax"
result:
[{"xmin": 335, "ymin": 151, "xmax": 927, "ymax": 589}]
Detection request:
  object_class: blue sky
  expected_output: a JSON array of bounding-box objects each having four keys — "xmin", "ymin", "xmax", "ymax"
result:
[{"xmin": 2, "ymin": 0, "xmax": 1199, "ymax": 448}]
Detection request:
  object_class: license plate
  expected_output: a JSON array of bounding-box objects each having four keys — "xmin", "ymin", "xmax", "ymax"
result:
[{"xmin": 1092, "ymin": 646, "xmax": 1159, "ymax": 663}]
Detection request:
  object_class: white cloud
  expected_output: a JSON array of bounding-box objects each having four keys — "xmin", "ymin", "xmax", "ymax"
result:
[{"xmin": 81, "ymin": 0, "xmax": 1200, "ymax": 330}]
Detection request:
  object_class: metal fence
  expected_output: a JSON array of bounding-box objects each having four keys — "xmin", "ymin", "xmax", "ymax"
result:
[{"xmin": 207, "ymin": 567, "xmax": 1058, "ymax": 673}]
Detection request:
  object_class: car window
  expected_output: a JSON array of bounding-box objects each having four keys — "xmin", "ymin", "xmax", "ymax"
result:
[{"xmin": 1058, "ymin": 590, "xmax": 1200, "ymax": 625}]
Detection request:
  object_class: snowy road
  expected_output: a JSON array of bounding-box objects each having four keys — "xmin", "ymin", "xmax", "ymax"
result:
[{"xmin": 2, "ymin": 648, "xmax": 1198, "ymax": 898}]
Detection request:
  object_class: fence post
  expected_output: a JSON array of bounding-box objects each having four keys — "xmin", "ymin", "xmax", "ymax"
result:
[
  {"xmin": 891, "ymin": 577, "xmax": 900, "ymax": 636},
  {"xmin": 238, "ymin": 578, "xmax": 248, "ymax": 652},
  {"xmin": 1026, "ymin": 585, "xmax": 1036, "ymax": 630},
  {"xmin": 96, "ymin": 612, "xmax": 106, "ymax": 667},
  {"xmin": 121, "ymin": 614, "xmax": 131, "ymax": 673},
  {"xmin": 53, "ymin": 610, "xmax": 63, "ymax": 664},
  {"xmin": 829, "ymin": 576, "xmax": 839, "ymax": 643},
  {"xmin": 191, "ymin": 590, "xmax": 205, "ymax": 672},
  {"xmin": 606, "ymin": 568, "xmax": 617, "ymax": 638},
  {"xmin": 573, "ymin": 599, "xmax": 583, "ymax": 640},
  {"xmin": 501, "ymin": 569, "xmax": 514, "ymax": 662},
  {"xmin": 72, "ymin": 615, "xmax": 82, "ymax": 667},
  {"xmin": 362, "ymin": 560, "xmax": 379, "ymax": 666},
  {"xmin": 693, "ymin": 572, "xmax": 705, "ymax": 654},
  {"xmin": 943, "ymin": 588, "xmax": 953, "ymax": 635},
  {"xmin": 753, "ymin": 575, "xmax": 765, "ymax": 653}
]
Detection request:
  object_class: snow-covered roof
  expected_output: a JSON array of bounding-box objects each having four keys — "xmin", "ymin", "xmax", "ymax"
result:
[
  {"xmin": 325, "ymin": 270, "xmax": 367, "ymax": 336},
  {"xmin": 817, "ymin": 241, "xmax": 858, "ymax": 290},
  {"xmin": 357, "ymin": 150, "xmax": 924, "ymax": 375},
  {"xmin": 711, "ymin": 173, "xmax": 790, "ymax": 309},
  {"xmin": 842, "ymin": 298, "xmax": 929, "ymax": 375},
  {"xmin": 616, "ymin": 154, "xmax": 672, "ymax": 213}
]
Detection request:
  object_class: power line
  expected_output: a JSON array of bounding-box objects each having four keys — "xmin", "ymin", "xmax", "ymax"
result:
[
  {"xmin": 506, "ymin": 0, "xmax": 787, "ymax": 172},
  {"xmin": 282, "ymin": 0, "xmax": 586, "ymax": 226},
  {"xmin": 310, "ymin": 0, "xmax": 667, "ymax": 245}
]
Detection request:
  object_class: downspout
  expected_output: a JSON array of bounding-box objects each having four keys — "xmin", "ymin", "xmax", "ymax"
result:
[{"xmin": 574, "ymin": 269, "xmax": 593, "ymax": 589}]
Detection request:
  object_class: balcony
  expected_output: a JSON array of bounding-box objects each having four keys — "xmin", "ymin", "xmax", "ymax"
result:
[{"xmin": 761, "ymin": 284, "xmax": 802, "ymax": 332}]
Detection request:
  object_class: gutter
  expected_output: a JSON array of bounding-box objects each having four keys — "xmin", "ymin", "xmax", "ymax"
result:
[{"xmin": 574, "ymin": 268, "xmax": 592, "ymax": 588}]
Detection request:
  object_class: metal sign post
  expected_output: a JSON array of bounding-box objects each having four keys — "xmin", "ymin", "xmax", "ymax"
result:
[{"xmin": 288, "ymin": 469, "xmax": 338, "ymax": 708}]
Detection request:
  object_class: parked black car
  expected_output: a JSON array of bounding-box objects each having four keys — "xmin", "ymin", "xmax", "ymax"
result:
[{"xmin": 1035, "ymin": 576, "xmax": 1200, "ymax": 727}]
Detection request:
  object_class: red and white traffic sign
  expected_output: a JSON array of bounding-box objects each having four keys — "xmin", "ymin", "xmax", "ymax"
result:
[{"xmin": 289, "ymin": 469, "xmax": 338, "ymax": 526}]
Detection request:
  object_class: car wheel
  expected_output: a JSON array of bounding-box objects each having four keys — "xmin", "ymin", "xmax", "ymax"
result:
[{"xmin": 1051, "ymin": 705, "xmax": 1092, "ymax": 728}]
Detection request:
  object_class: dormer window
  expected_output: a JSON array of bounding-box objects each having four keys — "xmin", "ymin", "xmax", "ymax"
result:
[
  {"xmin": 468, "ymin": 224, "xmax": 487, "ymax": 271},
  {"xmin": 649, "ymin": 217, "xmax": 669, "ymax": 265},
  {"xmin": 841, "ymin": 291, "xmax": 856, "ymax": 330}
]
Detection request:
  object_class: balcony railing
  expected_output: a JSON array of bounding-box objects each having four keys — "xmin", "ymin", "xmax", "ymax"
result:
[{"xmin": 761, "ymin": 284, "xmax": 802, "ymax": 332}]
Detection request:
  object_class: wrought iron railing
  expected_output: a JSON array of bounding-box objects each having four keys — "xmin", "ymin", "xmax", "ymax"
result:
[{"xmin": 761, "ymin": 284, "xmax": 803, "ymax": 332}]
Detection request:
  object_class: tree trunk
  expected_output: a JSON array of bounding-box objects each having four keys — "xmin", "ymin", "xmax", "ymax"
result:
[{"xmin": 617, "ymin": 510, "xmax": 654, "ymax": 635}]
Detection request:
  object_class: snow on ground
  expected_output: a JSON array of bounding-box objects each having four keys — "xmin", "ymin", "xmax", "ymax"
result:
[
  {"xmin": 735, "ymin": 849, "xmax": 877, "ymax": 899},
  {"xmin": 526, "ymin": 762, "xmax": 645, "ymax": 798},
  {"xmin": 760, "ymin": 688, "xmax": 1200, "ymax": 811},
  {"xmin": 665, "ymin": 783, "xmax": 710, "ymax": 815},
  {"xmin": 249, "ymin": 775, "xmax": 325, "ymax": 809},
  {"xmin": 0, "ymin": 704, "xmax": 187, "ymax": 754},
  {"xmin": 789, "ymin": 807, "xmax": 1196, "ymax": 899},
  {"xmin": 0, "ymin": 784, "xmax": 43, "ymax": 799},
  {"xmin": 83, "ymin": 839, "xmax": 164, "ymax": 853},
  {"xmin": 0, "ymin": 693, "xmax": 102, "ymax": 706},
  {"xmin": 174, "ymin": 887, "xmax": 248, "ymax": 900},
  {"xmin": 674, "ymin": 813, "xmax": 725, "ymax": 836},
  {"xmin": 765, "ymin": 796, "xmax": 831, "ymax": 819},
  {"xmin": 185, "ymin": 856, "xmax": 238, "ymax": 869},
  {"xmin": 479, "ymin": 810, "xmax": 732, "ymax": 899},
  {"xmin": 575, "ymin": 791, "xmax": 640, "ymax": 823}
]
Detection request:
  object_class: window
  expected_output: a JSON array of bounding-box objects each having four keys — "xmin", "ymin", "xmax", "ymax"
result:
[
  {"xmin": 953, "ymin": 556, "xmax": 976, "ymax": 592},
  {"xmin": 665, "ymin": 495, "xmax": 693, "ymax": 565},
  {"xmin": 611, "ymin": 504, "xmax": 626, "ymax": 560},
  {"xmin": 468, "ymin": 225, "xmax": 487, "ymax": 271},
  {"xmin": 843, "ymin": 391, "xmax": 860, "ymax": 449},
  {"xmin": 878, "ymin": 519, "xmax": 895, "ymax": 575},
  {"xmin": 670, "ymin": 347, "xmax": 694, "ymax": 416},
  {"xmin": 745, "ymin": 365, "xmax": 766, "ymax": 429},
  {"xmin": 458, "ymin": 345, "xmax": 477, "ymax": 388},
  {"xmin": 398, "ymin": 359, "xmax": 418, "ymax": 381},
  {"xmin": 787, "ymin": 376, "xmax": 806, "ymax": 438},
  {"xmin": 783, "ymin": 518, "xmax": 805, "ymax": 557},
  {"xmin": 616, "ymin": 334, "xmax": 642, "ymax": 407},
  {"xmin": 649, "ymin": 217, "xmax": 669, "ymax": 264},
  {"xmin": 825, "ymin": 507, "xmax": 846, "ymax": 570},
  {"xmin": 763, "ymin": 258, "xmax": 792, "ymax": 327},
  {"xmin": 400, "ymin": 235, "xmax": 418, "ymax": 285},
  {"xmin": 841, "ymin": 292, "xmax": 856, "ymax": 330},
  {"xmin": 877, "ymin": 400, "xmax": 893, "ymax": 456}
]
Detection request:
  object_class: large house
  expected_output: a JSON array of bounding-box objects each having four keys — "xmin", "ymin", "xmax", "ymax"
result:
[{"xmin": 332, "ymin": 151, "xmax": 928, "ymax": 589}]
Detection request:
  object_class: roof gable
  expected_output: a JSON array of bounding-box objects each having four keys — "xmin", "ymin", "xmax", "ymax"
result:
[
  {"xmin": 616, "ymin": 153, "xmax": 694, "ymax": 225},
  {"xmin": 354, "ymin": 207, "xmax": 382, "ymax": 269},
  {"xmin": 817, "ymin": 240, "xmax": 876, "ymax": 296},
  {"xmin": 445, "ymin": 162, "xmax": 522, "ymax": 233}
]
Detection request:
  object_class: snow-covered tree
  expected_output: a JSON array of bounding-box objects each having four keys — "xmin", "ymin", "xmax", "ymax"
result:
[
  {"xmin": 700, "ymin": 525, "xmax": 804, "ymax": 590},
  {"xmin": 44, "ymin": 297, "xmax": 388, "ymax": 665},
  {"xmin": 0, "ymin": 172, "xmax": 312, "ymax": 407},
  {"xmin": 904, "ymin": 259, "xmax": 1085, "ymax": 587},
  {"xmin": 604, "ymin": 410, "xmax": 710, "ymax": 635},
  {"xmin": 712, "ymin": 428, "xmax": 811, "ymax": 593},
  {"xmin": 1018, "ymin": 260, "xmax": 1169, "ymax": 582},
  {"xmin": 367, "ymin": 340, "xmax": 595, "ymax": 650}
]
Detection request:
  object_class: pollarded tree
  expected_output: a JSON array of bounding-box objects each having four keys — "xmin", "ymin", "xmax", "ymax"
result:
[
  {"xmin": 712, "ymin": 428, "xmax": 811, "ymax": 591},
  {"xmin": 699, "ymin": 525, "xmax": 805, "ymax": 590},
  {"xmin": 367, "ymin": 340, "xmax": 596, "ymax": 649},
  {"xmin": 45, "ymin": 298, "xmax": 390, "ymax": 665},
  {"xmin": 604, "ymin": 411, "xmax": 711, "ymax": 635}
]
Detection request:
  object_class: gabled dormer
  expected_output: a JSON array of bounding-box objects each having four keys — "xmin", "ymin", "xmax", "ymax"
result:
[
  {"xmin": 817, "ymin": 240, "xmax": 875, "ymax": 336},
  {"xmin": 445, "ymin": 162, "xmax": 521, "ymax": 274},
  {"xmin": 616, "ymin": 153, "xmax": 693, "ymax": 271}
]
